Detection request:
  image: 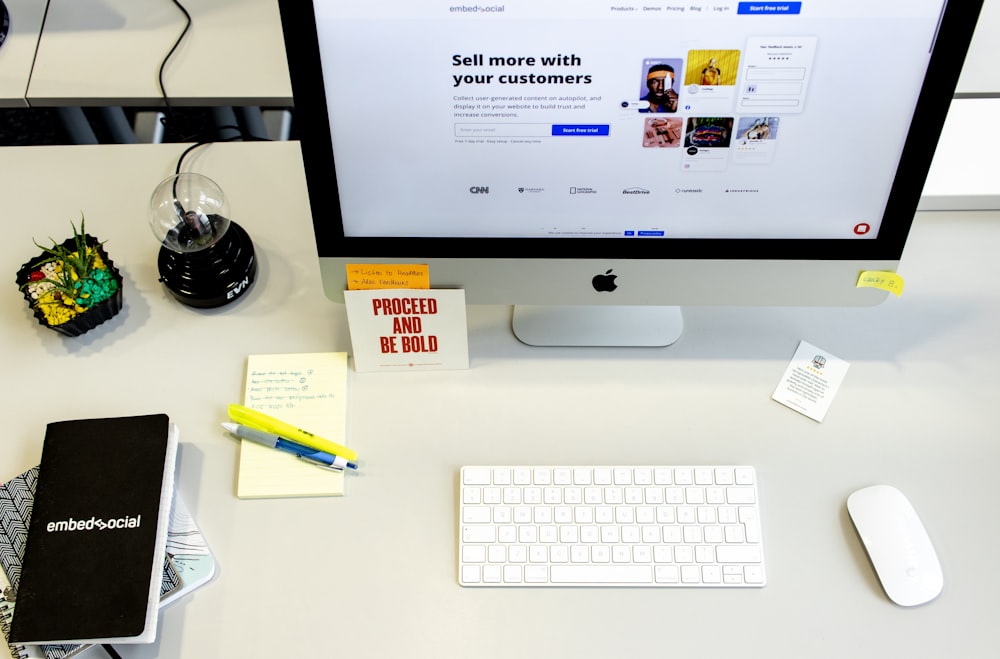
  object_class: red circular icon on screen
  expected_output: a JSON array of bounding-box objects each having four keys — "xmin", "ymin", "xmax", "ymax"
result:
[{"xmin": 853, "ymin": 223, "xmax": 871, "ymax": 235}]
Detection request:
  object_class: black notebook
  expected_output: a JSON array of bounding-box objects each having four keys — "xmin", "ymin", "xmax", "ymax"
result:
[{"xmin": 8, "ymin": 414, "xmax": 178, "ymax": 646}]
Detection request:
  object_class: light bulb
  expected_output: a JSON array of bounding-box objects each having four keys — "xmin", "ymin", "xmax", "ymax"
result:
[{"xmin": 148, "ymin": 173, "xmax": 257, "ymax": 307}]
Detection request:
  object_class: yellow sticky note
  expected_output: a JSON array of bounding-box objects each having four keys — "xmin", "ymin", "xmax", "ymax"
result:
[
  {"xmin": 857, "ymin": 270, "xmax": 904, "ymax": 296},
  {"xmin": 238, "ymin": 352, "xmax": 348, "ymax": 498},
  {"xmin": 346, "ymin": 264, "xmax": 430, "ymax": 290}
]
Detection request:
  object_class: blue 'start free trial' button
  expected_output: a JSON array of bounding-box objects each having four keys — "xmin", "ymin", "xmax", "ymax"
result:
[
  {"xmin": 738, "ymin": 2, "xmax": 802, "ymax": 15},
  {"xmin": 552, "ymin": 124, "xmax": 610, "ymax": 136}
]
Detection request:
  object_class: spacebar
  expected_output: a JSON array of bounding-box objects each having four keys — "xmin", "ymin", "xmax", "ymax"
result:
[{"xmin": 550, "ymin": 565, "xmax": 653, "ymax": 584}]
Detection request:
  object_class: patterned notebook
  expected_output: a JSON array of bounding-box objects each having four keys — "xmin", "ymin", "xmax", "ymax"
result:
[
  {"xmin": 1, "ymin": 467, "xmax": 91, "ymax": 659},
  {"xmin": 0, "ymin": 466, "xmax": 184, "ymax": 657}
]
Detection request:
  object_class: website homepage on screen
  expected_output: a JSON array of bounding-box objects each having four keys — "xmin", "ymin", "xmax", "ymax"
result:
[{"xmin": 314, "ymin": 1, "xmax": 945, "ymax": 240}]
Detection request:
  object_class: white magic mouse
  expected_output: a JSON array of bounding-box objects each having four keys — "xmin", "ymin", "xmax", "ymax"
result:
[{"xmin": 846, "ymin": 485, "xmax": 943, "ymax": 606}]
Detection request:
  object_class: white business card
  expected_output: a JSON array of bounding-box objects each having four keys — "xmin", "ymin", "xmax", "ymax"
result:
[{"xmin": 772, "ymin": 340, "xmax": 850, "ymax": 422}]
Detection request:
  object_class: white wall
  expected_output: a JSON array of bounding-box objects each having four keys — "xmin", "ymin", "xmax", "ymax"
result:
[{"xmin": 957, "ymin": 0, "xmax": 1000, "ymax": 96}]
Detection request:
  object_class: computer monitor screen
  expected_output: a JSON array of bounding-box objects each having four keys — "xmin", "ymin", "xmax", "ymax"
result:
[{"xmin": 277, "ymin": 0, "xmax": 982, "ymax": 346}]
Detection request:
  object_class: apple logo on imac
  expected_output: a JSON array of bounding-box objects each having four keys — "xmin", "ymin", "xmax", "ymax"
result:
[{"xmin": 592, "ymin": 269, "xmax": 618, "ymax": 292}]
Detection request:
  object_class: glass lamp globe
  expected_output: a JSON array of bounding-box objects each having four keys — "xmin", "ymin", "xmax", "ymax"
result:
[{"xmin": 148, "ymin": 173, "xmax": 257, "ymax": 307}]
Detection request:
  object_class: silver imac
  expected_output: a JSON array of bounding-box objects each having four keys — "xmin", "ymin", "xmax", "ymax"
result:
[{"xmin": 277, "ymin": 0, "xmax": 982, "ymax": 346}]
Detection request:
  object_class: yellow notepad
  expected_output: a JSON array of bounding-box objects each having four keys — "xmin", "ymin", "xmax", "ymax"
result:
[{"xmin": 237, "ymin": 352, "xmax": 349, "ymax": 498}]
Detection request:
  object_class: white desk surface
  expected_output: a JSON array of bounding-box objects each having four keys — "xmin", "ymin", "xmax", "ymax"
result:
[
  {"xmin": 26, "ymin": 0, "xmax": 291, "ymax": 106},
  {"xmin": 0, "ymin": 0, "xmax": 47, "ymax": 107},
  {"xmin": 1, "ymin": 142, "xmax": 998, "ymax": 659}
]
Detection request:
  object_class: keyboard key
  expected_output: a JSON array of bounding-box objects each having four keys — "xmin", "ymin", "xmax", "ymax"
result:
[
  {"xmin": 655, "ymin": 565, "xmax": 680, "ymax": 583},
  {"xmin": 740, "ymin": 507, "xmax": 762, "ymax": 543},
  {"xmin": 727, "ymin": 487, "xmax": 756, "ymax": 504},
  {"xmin": 681, "ymin": 565, "xmax": 701, "ymax": 583},
  {"xmin": 702, "ymin": 565, "xmax": 722, "ymax": 583},
  {"xmin": 716, "ymin": 545, "xmax": 763, "ymax": 563},
  {"xmin": 463, "ymin": 525, "xmax": 496, "ymax": 543},
  {"xmin": 653, "ymin": 468, "xmax": 672, "ymax": 485},
  {"xmin": 464, "ymin": 468, "xmax": 491, "ymax": 485},
  {"xmin": 525, "ymin": 566, "xmax": 548, "ymax": 582},
  {"xmin": 463, "ymin": 545, "xmax": 486, "ymax": 563},
  {"xmin": 674, "ymin": 468, "xmax": 693, "ymax": 485},
  {"xmin": 723, "ymin": 565, "xmax": 744, "ymax": 584},
  {"xmin": 462, "ymin": 565, "xmax": 481, "ymax": 583},
  {"xmin": 463, "ymin": 507, "xmax": 491, "ymax": 523},
  {"xmin": 551, "ymin": 565, "xmax": 652, "ymax": 583},
  {"xmin": 744, "ymin": 565, "xmax": 765, "ymax": 584}
]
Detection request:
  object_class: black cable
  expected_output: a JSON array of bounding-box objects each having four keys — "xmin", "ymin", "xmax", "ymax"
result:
[
  {"xmin": 174, "ymin": 129, "xmax": 271, "ymax": 175},
  {"xmin": 158, "ymin": 0, "xmax": 193, "ymax": 136},
  {"xmin": 156, "ymin": 0, "xmax": 273, "ymax": 176},
  {"xmin": 101, "ymin": 644, "xmax": 124, "ymax": 659}
]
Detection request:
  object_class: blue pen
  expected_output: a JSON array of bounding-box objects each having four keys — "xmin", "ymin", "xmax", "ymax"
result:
[{"xmin": 221, "ymin": 422, "xmax": 359, "ymax": 470}]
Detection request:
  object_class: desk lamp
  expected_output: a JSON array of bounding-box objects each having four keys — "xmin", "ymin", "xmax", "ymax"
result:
[{"xmin": 148, "ymin": 173, "xmax": 256, "ymax": 307}]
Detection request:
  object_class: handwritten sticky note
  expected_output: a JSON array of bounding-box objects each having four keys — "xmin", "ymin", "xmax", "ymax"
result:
[
  {"xmin": 772, "ymin": 340, "xmax": 850, "ymax": 422},
  {"xmin": 237, "ymin": 352, "xmax": 348, "ymax": 498},
  {"xmin": 857, "ymin": 270, "xmax": 904, "ymax": 296},
  {"xmin": 346, "ymin": 263, "xmax": 430, "ymax": 290}
]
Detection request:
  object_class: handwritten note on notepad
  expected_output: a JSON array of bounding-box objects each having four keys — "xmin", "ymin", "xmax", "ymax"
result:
[{"xmin": 237, "ymin": 352, "xmax": 349, "ymax": 498}]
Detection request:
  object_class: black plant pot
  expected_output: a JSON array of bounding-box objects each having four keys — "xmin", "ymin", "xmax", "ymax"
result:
[{"xmin": 15, "ymin": 235, "xmax": 124, "ymax": 337}]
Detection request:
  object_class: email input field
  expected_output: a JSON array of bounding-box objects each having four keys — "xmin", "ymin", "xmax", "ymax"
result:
[{"xmin": 455, "ymin": 123, "xmax": 551, "ymax": 137}]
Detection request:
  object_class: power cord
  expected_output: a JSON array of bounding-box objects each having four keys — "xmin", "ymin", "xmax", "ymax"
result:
[
  {"xmin": 173, "ymin": 132, "xmax": 270, "ymax": 177},
  {"xmin": 158, "ymin": 0, "xmax": 273, "ymax": 173},
  {"xmin": 158, "ymin": 0, "xmax": 192, "ymax": 135}
]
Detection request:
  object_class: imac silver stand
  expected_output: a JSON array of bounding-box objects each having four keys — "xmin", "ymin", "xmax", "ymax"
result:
[{"xmin": 511, "ymin": 305, "xmax": 684, "ymax": 347}]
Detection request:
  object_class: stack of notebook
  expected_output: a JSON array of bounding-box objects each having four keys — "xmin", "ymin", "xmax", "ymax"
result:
[{"xmin": 0, "ymin": 414, "xmax": 216, "ymax": 659}]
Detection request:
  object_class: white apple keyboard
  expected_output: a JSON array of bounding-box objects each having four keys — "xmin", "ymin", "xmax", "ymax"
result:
[{"xmin": 459, "ymin": 465, "xmax": 766, "ymax": 587}]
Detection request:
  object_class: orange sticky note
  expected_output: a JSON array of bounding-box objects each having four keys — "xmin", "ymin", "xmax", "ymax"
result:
[
  {"xmin": 346, "ymin": 264, "xmax": 430, "ymax": 290},
  {"xmin": 857, "ymin": 270, "xmax": 904, "ymax": 297}
]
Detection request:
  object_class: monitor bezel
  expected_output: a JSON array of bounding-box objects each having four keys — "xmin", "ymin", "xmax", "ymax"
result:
[{"xmin": 276, "ymin": 1, "xmax": 982, "ymax": 264}]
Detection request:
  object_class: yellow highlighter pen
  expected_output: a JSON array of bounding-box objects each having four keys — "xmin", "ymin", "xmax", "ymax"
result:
[{"xmin": 227, "ymin": 403, "xmax": 358, "ymax": 462}]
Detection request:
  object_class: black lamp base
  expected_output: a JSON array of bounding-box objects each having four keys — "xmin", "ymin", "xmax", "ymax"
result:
[{"xmin": 157, "ymin": 220, "xmax": 257, "ymax": 308}]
